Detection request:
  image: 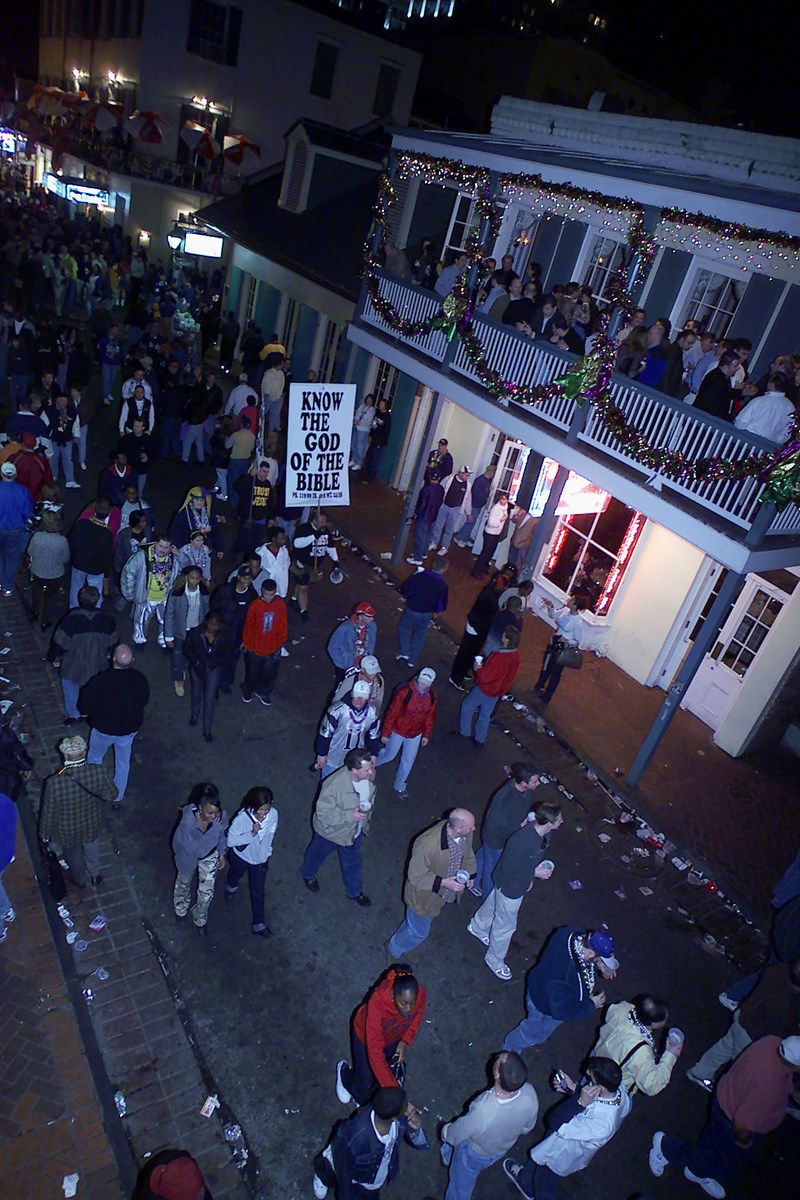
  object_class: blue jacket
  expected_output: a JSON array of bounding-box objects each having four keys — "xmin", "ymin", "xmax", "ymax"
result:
[
  {"xmin": 327, "ymin": 619, "xmax": 378, "ymax": 670},
  {"xmin": 0, "ymin": 480, "xmax": 34, "ymax": 530},
  {"xmin": 0, "ymin": 791, "xmax": 17, "ymax": 873},
  {"xmin": 330, "ymin": 1105, "xmax": 402, "ymax": 1200},
  {"xmin": 526, "ymin": 926, "xmax": 599, "ymax": 1022},
  {"xmin": 401, "ymin": 569, "xmax": 448, "ymax": 615}
]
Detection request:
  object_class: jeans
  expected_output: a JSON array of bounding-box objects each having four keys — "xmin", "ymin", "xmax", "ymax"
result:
[
  {"xmin": 50, "ymin": 442, "xmax": 75, "ymax": 484},
  {"xmin": 536, "ymin": 639, "xmax": 565, "ymax": 704},
  {"xmin": 77, "ymin": 424, "xmax": 89, "ymax": 469},
  {"xmin": 243, "ymin": 649, "xmax": 281, "ymax": 700},
  {"xmin": 189, "ymin": 665, "xmax": 221, "ymax": 737},
  {"xmin": 341, "ymin": 1030, "xmax": 399, "ymax": 1105},
  {"xmin": 351, "ymin": 428, "xmax": 369, "ymax": 467},
  {"xmin": 8, "ymin": 373, "xmax": 29, "ymax": 411},
  {"xmin": 101, "ymin": 362, "xmax": 120, "ymax": 400},
  {"xmin": 454, "ymin": 506, "xmax": 483, "ymax": 547},
  {"xmin": 431, "ymin": 505, "xmax": 462, "ymax": 551},
  {"xmin": 170, "ymin": 638, "xmax": 187, "ymax": 681},
  {"xmin": 503, "ymin": 995, "xmax": 561, "ymax": 1052},
  {"xmin": 412, "ymin": 520, "xmax": 433, "ymax": 562},
  {"xmin": 513, "ymin": 1161, "xmax": 559, "ymax": 1200},
  {"xmin": 174, "ymin": 852, "xmax": 219, "ymax": 927},
  {"xmin": 376, "ymin": 731, "xmax": 422, "ymax": 793},
  {"xmin": 220, "ymin": 644, "xmax": 241, "ymax": 690},
  {"xmin": 300, "ymin": 832, "xmax": 364, "ymax": 898},
  {"xmin": 470, "ymin": 887, "xmax": 524, "ymax": 972},
  {"xmin": 663, "ymin": 1096, "xmax": 754, "ymax": 1184},
  {"xmin": 226, "ymin": 848, "xmax": 269, "ymax": 930},
  {"xmin": 442, "ymin": 1140, "xmax": 499, "ymax": 1200},
  {"xmin": 0, "ymin": 529, "xmax": 30, "ymax": 592},
  {"xmin": 474, "ymin": 844, "xmax": 502, "ymax": 898},
  {"xmin": 87, "ymin": 729, "xmax": 137, "ymax": 803},
  {"xmin": 265, "ymin": 397, "xmax": 282, "ymax": 433},
  {"xmin": 388, "ymin": 905, "xmax": 433, "ymax": 957},
  {"xmin": 397, "ymin": 608, "xmax": 432, "ymax": 667},
  {"xmin": 472, "ymin": 531, "xmax": 502, "ymax": 577},
  {"xmin": 459, "ymin": 686, "xmax": 499, "ymax": 745},
  {"xmin": 214, "ymin": 467, "xmax": 228, "ymax": 498},
  {"xmin": 226, "ymin": 457, "xmax": 250, "ymax": 500},
  {"xmin": 160, "ymin": 416, "xmax": 183, "ymax": 459},
  {"xmin": 182, "ymin": 423, "xmax": 205, "ymax": 463},
  {"xmin": 62, "ymin": 677, "xmax": 81, "ymax": 719},
  {"xmin": 69, "ymin": 568, "xmax": 104, "ymax": 609},
  {"xmin": 0, "ymin": 869, "xmax": 12, "ymax": 916}
]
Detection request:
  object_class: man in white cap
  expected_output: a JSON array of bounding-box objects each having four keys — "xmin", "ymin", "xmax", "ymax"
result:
[
  {"xmin": 431, "ymin": 467, "xmax": 473, "ymax": 554},
  {"xmin": 333, "ymin": 654, "xmax": 385, "ymax": 713},
  {"xmin": 650, "ymin": 1034, "xmax": 800, "ymax": 1198},
  {"xmin": 376, "ymin": 668, "xmax": 438, "ymax": 799},
  {"xmin": 0, "ymin": 461, "xmax": 33, "ymax": 596}
]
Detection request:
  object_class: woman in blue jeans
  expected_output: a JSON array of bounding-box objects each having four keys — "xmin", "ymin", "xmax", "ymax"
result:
[{"xmin": 224, "ymin": 787, "xmax": 278, "ymax": 937}]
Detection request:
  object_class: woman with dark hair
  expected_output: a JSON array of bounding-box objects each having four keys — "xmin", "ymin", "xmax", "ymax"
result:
[
  {"xmin": 171, "ymin": 783, "xmax": 228, "ymax": 937},
  {"xmin": 336, "ymin": 964, "xmax": 427, "ymax": 1110},
  {"xmin": 361, "ymin": 398, "xmax": 392, "ymax": 483},
  {"xmin": 471, "ymin": 492, "xmax": 510, "ymax": 579},
  {"xmin": 224, "ymin": 786, "xmax": 278, "ymax": 937}
]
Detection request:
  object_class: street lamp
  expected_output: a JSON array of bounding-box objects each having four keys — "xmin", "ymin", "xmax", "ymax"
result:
[{"xmin": 166, "ymin": 228, "xmax": 183, "ymax": 252}]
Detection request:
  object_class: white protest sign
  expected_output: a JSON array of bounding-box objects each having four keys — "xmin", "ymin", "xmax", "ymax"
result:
[{"xmin": 285, "ymin": 382, "xmax": 355, "ymax": 506}]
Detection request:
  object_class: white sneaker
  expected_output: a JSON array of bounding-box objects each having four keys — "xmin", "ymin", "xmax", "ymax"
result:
[
  {"xmin": 684, "ymin": 1168, "xmax": 725, "ymax": 1198},
  {"xmin": 2, "ymin": 908, "xmax": 16, "ymax": 923},
  {"xmin": 467, "ymin": 921, "xmax": 489, "ymax": 946},
  {"xmin": 437, "ymin": 546, "xmax": 448, "ymax": 554},
  {"xmin": 335, "ymin": 1060, "xmax": 352, "ymax": 1104},
  {"xmin": 717, "ymin": 992, "xmax": 738, "ymax": 1011},
  {"xmin": 312, "ymin": 1175, "xmax": 328, "ymax": 1199},
  {"xmin": 406, "ymin": 557, "xmax": 423, "ymax": 566},
  {"xmin": 486, "ymin": 957, "xmax": 512, "ymax": 980},
  {"xmin": 280, "ymin": 647, "xmax": 289, "ymax": 657},
  {"xmin": 649, "ymin": 1131, "xmax": 668, "ymax": 1178},
  {"xmin": 65, "ymin": 481, "xmax": 81, "ymax": 489}
]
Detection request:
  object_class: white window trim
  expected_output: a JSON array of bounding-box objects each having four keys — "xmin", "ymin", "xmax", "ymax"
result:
[
  {"xmin": 574, "ymin": 227, "xmax": 627, "ymax": 304},
  {"xmin": 668, "ymin": 256, "xmax": 749, "ymax": 337}
]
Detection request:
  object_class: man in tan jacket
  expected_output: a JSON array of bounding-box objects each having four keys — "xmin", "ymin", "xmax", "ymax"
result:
[
  {"xmin": 592, "ymin": 995, "xmax": 683, "ymax": 1096},
  {"xmin": 387, "ymin": 809, "xmax": 476, "ymax": 959},
  {"xmin": 299, "ymin": 748, "xmax": 375, "ymax": 906}
]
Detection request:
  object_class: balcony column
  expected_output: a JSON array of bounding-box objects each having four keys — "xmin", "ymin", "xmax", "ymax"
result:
[
  {"xmin": 520, "ymin": 463, "xmax": 569, "ymax": 580},
  {"xmin": 390, "ymin": 388, "xmax": 447, "ymax": 566},
  {"xmin": 626, "ymin": 568, "xmax": 746, "ymax": 786}
]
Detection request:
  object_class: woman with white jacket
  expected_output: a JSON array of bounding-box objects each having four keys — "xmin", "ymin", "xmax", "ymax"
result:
[
  {"xmin": 351, "ymin": 393, "xmax": 376, "ymax": 469},
  {"xmin": 471, "ymin": 493, "xmax": 510, "ymax": 578},
  {"xmin": 224, "ymin": 787, "xmax": 279, "ymax": 937},
  {"xmin": 503, "ymin": 1056, "xmax": 631, "ymax": 1199}
]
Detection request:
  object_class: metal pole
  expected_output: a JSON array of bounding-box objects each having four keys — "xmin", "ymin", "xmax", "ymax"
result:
[
  {"xmin": 390, "ymin": 388, "xmax": 446, "ymax": 566},
  {"xmin": 521, "ymin": 463, "xmax": 569, "ymax": 579},
  {"xmin": 625, "ymin": 569, "xmax": 745, "ymax": 786}
]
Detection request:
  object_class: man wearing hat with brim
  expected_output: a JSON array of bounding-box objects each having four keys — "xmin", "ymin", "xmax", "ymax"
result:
[
  {"xmin": 38, "ymin": 735, "xmax": 116, "ymax": 889},
  {"xmin": 333, "ymin": 654, "xmax": 385, "ymax": 713},
  {"xmin": 376, "ymin": 668, "xmax": 438, "ymax": 799},
  {"xmin": 431, "ymin": 466, "xmax": 473, "ymax": 555},
  {"xmin": 315, "ymin": 679, "xmax": 382, "ymax": 780},
  {"xmin": 503, "ymin": 926, "xmax": 619, "ymax": 1053},
  {"xmin": 650, "ymin": 1034, "xmax": 800, "ymax": 1198},
  {"xmin": 0, "ymin": 461, "xmax": 33, "ymax": 596}
]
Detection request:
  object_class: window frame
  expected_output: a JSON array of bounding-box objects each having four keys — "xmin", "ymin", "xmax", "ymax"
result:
[{"xmin": 309, "ymin": 40, "xmax": 340, "ymax": 100}]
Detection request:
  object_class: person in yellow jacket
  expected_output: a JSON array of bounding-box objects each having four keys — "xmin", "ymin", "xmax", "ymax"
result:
[{"xmin": 591, "ymin": 995, "xmax": 683, "ymax": 1096}]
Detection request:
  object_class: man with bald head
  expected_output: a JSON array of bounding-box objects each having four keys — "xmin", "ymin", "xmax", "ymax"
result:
[
  {"xmin": 387, "ymin": 808, "xmax": 477, "ymax": 960},
  {"xmin": 79, "ymin": 643, "xmax": 150, "ymax": 809}
]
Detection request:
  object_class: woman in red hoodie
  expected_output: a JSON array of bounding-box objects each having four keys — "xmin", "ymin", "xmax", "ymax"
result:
[
  {"xmin": 335, "ymin": 964, "xmax": 427, "ymax": 1108},
  {"xmin": 459, "ymin": 626, "xmax": 521, "ymax": 748}
]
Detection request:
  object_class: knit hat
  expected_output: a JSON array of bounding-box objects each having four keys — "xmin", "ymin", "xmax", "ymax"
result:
[
  {"xmin": 361, "ymin": 655, "xmax": 380, "ymax": 675},
  {"xmin": 1, "ymin": 462, "xmax": 16, "ymax": 478},
  {"xmin": 779, "ymin": 1036, "xmax": 800, "ymax": 1067},
  {"xmin": 148, "ymin": 1155, "xmax": 206, "ymax": 1200},
  {"xmin": 589, "ymin": 930, "xmax": 619, "ymax": 970},
  {"xmin": 418, "ymin": 668, "xmax": 436, "ymax": 687},
  {"xmin": 59, "ymin": 735, "xmax": 87, "ymax": 759},
  {"xmin": 352, "ymin": 680, "xmax": 371, "ymax": 699}
]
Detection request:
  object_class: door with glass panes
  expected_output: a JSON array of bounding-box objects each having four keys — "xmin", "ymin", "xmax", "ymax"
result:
[
  {"xmin": 682, "ymin": 577, "xmax": 788, "ymax": 730},
  {"xmin": 471, "ymin": 438, "xmax": 529, "ymax": 562}
]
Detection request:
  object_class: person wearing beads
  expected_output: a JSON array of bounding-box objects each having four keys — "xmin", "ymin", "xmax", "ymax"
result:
[
  {"xmin": 335, "ymin": 964, "xmax": 427, "ymax": 1111},
  {"xmin": 224, "ymin": 787, "xmax": 278, "ymax": 938}
]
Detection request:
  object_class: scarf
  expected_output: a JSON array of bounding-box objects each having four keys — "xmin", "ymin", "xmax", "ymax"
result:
[
  {"xmin": 568, "ymin": 933, "xmax": 596, "ymax": 997},
  {"xmin": 442, "ymin": 831, "xmax": 464, "ymax": 904}
]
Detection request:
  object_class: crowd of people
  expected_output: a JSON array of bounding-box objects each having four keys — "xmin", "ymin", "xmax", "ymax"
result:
[
  {"xmin": 1, "ymin": 169, "xmax": 799, "ymax": 1200},
  {"xmin": 384, "ymin": 240, "xmax": 799, "ymax": 447}
]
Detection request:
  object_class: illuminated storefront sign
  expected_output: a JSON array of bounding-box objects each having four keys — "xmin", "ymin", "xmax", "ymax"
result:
[
  {"xmin": 0, "ymin": 128, "xmax": 18, "ymax": 154},
  {"xmin": 45, "ymin": 174, "xmax": 112, "ymax": 207},
  {"xmin": 183, "ymin": 229, "xmax": 224, "ymax": 258}
]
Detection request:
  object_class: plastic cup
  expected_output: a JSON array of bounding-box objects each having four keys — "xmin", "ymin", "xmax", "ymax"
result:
[
  {"xmin": 358, "ymin": 798, "xmax": 372, "ymax": 812},
  {"xmin": 539, "ymin": 859, "xmax": 555, "ymax": 872},
  {"xmin": 668, "ymin": 1026, "xmax": 684, "ymax": 1044},
  {"xmin": 455, "ymin": 869, "xmax": 470, "ymax": 885}
]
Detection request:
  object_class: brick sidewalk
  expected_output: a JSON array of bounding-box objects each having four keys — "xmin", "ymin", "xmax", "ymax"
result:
[{"xmin": 0, "ymin": 592, "xmax": 250, "ymax": 1200}]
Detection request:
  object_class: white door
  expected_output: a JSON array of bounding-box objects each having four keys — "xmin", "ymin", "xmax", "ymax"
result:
[
  {"xmin": 472, "ymin": 437, "xmax": 529, "ymax": 563},
  {"xmin": 682, "ymin": 578, "xmax": 788, "ymax": 730}
]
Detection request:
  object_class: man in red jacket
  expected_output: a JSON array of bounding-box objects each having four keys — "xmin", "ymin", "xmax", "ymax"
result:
[
  {"xmin": 459, "ymin": 627, "xmax": 520, "ymax": 747},
  {"xmin": 375, "ymin": 668, "xmax": 437, "ymax": 799},
  {"xmin": 241, "ymin": 578, "xmax": 288, "ymax": 706}
]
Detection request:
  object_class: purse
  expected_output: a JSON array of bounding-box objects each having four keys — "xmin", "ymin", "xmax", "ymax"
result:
[{"xmin": 555, "ymin": 646, "xmax": 583, "ymax": 670}]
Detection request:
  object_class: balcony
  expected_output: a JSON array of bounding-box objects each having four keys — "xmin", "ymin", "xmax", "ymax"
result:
[{"xmin": 356, "ymin": 271, "xmax": 800, "ymax": 546}]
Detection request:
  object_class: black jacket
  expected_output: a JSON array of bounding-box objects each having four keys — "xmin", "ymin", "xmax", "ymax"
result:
[
  {"xmin": 184, "ymin": 625, "xmax": 229, "ymax": 672},
  {"xmin": 694, "ymin": 368, "xmax": 733, "ymax": 421},
  {"xmin": 330, "ymin": 1106, "xmax": 402, "ymax": 1200},
  {"xmin": 212, "ymin": 580, "xmax": 258, "ymax": 642},
  {"xmin": 68, "ymin": 519, "xmax": 114, "ymax": 575},
  {"xmin": 79, "ymin": 666, "xmax": 150, "ymax": 735}
]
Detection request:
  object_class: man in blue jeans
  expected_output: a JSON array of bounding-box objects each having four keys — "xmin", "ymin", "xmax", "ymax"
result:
[
  {"xmin": 0, "ymin": 462, "xmax": 33, "ymax": 596},
  {"xmin": 299, "ymin": 748, "xmax": 375, "ymax": 907},
  {"xmin": 79, "ymin": 644, "xmax": 150, "ymax": 808},
  {"xmin": 397, "ymin": 556, "xmax": 448, "ymax": 668}
]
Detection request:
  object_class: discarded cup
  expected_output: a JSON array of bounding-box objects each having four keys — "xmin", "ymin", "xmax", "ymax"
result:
[{"xmin": 113, "ymin": 1090, "xmax": 127, "ymax": 1117}]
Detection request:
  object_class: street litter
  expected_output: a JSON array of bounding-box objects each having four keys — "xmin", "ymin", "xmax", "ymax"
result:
[
  {"xmin": 114, "ymin": 1090, "xmax": 127, "ymax": 1116},
  {"xmin": 62, "ymin": 1174, "xmax": 79, "ymax": 1197},
  {"xmin": 639, "ymin": 886, "xmax": 654, "ymax": 896},
  {"xmin": 66, "ymin": 931, "xmax": 79, "ymax": 944},
  {"xmin": 597, "ymin": 833, "xmax": 611, "ymax": 844},
  {"xmin": 568, "ymin": 879, "xmax": 583, "ymax": 890},
  {"xmin": 89, "ymin": 915, "xmax": 107, "ymax": 931},
  {"xmin": 224, "ymin": 1124, "xmax": 243, "ymax": 1142},
  {"xmin": 201, "ymin": 1094, "xmax": 220, "ymax": 1118},
  {"xmin": 614, "ymin": 887, "xmax": 627, "ymax": 900},
  {"xmin": 74, "ymin": 939, "xmax": 88, "ymax": 952},
  {"xmin": 284, "ymin": 1107, "xmax": 300, "ymax": 1114},
  {"xmin": 95, "ymin": 967, "xmax": 110, "ymax": 981},
  {"xmin": 0, "ymin": 646, "xmax": 10, "ymax": 654},
  {"xmin": 620, "ymin": 854, "xmax": 631, "ymax": 864},
  {"xmin": 380, "ymin": 552, "xmax": 392, "ymax": 559}
]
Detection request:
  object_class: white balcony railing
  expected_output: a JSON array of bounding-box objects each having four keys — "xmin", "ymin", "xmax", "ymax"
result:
[{"xmin": 359, "ymin": 273, "xmax": 800, "ymax": 540}]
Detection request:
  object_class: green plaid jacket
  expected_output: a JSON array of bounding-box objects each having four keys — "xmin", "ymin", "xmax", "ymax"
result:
[{"xmin": 39, "ymin": 764, "xmax": 117, "ymax": 845}]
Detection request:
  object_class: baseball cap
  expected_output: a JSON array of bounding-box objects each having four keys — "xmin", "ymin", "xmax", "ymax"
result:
[
  {"xmin": 148, "ymin": 1156, "xmax": 206, "ymax": 1200},
  {"xmin": 418, "ymin": 668, "xmax": 436, "ymax": 687},
  {"xmin": 352, "ymin": 680, "xmax": 371, "ymax": 699},
  {"xmin": 779, "ymin": 1036, "xmax": 800, "ymax": 1067},
  {"xmin": 1, "ymin": 462, "xmax": 17, "ymax": 479},
  {"xmin": 589, "ymin": 930, "xmax": 618, "ymax": 970},
  {"xmin": 460, "ymin": 464, "xmax": 472, "ymax": 474},
  {"xmin": 354, "ymin": 602, "xmax": 376, "ymax": 617},
  {"xmin": 361, "ymin": 655, "xmax": 380, "ymax": 675}
]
